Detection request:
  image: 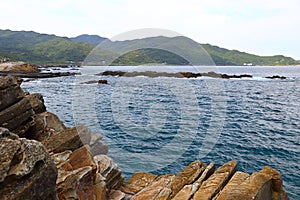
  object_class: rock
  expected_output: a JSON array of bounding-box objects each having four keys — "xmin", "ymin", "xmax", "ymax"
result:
[
  {"xmin": 94, "ymin": 154, "xmax": 124, "ymax": 190},
  {"xmin": 193, "ymin": 160, "xmax": 238, "ymax": 200},
  {"xmin": 265, "ymin": 75, "xmax": 287, "ymax": 79},
  {"xmin": 194, "ymin": 162, "xmax": 215, "ymax": 185},
  {"xmin": 109, "ymin": 190, "xmax": 128, "ymax": 200},
  {"xmin": 0, "ymin": 97, "xmax": 33, "ymax": 132},
  {"xmin": 98, "ymin": 79, "xmax": 108, "ymax": 84},
  {"xmin": 81, "ymin": 79, "xmax": 108, "ymax": 84},
  {"xmin": 42, "ymin": 126, "xmax": 84, "ymax": 153},
  {"xmin": 215, "ymin": 171, "xmax": 250, "ymax": 200},
  {"xmin": 63, "ymin": 145, "xmax": 97, "ymax": 171},
  {"xmin": 0, "ymin": 75, "xmax": 24, "ymax": 111},
  {"xmin": 168, "ymin": 160, "xmax": 206, "ymax": 199},
  {"xmin": 171, "ymin": 163, "xmax": 216, "ymax": 200},
  {"xmin": 57, "ymin": 166, "xmax": 95, "ymax": 200},
  {"xmin": 131, "ymin": 174, "xmax": 175, "ymax": 200},
  {"xmin": 215, "ymin": 166, "xmax": 288, "ymax": 200},
  {"xmin": 99, "ymin": 70, "xmax": 253, "ymax": 79},
  {"xmin": 0, "ymin": 128, "xmax": 58, "ymax": 200},
  {"xmin": 122, "ymin": 172, "xmax": 158, "ymax": 195},
  {"xmin": 27, "ymin": 111, "xmax": 66, "ymax": 141},
  {"xmin": 75, "ymin": 125, "xmax": 108, "ymax": 155},
  {"xmin": 171, "ymin": 184, "xmax": 199, "ymax": 200},
  {"xmin": 0, "ymin": 62, "xmax": 40, "ymax": 73},
  {"xmin": 26, "ymin": 93, "xmax": 46, "ymax": 114}
]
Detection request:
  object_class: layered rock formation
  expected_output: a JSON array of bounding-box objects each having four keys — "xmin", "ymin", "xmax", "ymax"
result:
[
  {"xmin": 0, "ymin": 62, "xmax": 40, "ymax": 73},
  {"xmin": 0, "ymin": 75, "xmax": 289, "ymax": 200},
  {"xmin": 0, "ymin": 75, "xmax": 123, "ymax": 200}
]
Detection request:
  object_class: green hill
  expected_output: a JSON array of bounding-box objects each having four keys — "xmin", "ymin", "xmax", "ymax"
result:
[
  {"xmin": 0, "ymin": 29, "xmax": 94, "ymax": 64},
  {"xmin": 70, "ymin": 34, "xmax": 107, "ymax": 46},
  {"xmin": 0, "ymin": 29, "xmax": 297, "ymax": 66}
]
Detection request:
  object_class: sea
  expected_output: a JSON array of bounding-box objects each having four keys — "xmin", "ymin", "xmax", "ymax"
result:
[{"xmin": 22, "ymin": 65, "xmax": 300, "ymax": 199}]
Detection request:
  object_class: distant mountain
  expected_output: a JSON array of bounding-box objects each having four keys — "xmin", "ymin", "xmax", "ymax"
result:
[
  {"xmin": 70, "ymin": 34, "xmax": 107, "ymax": 46},
  {"xmin": 0, "ymin": 29, "xmax": 297, "ymax": 66},
  {"xmin": 0, "ymin": 29, "xmax": 94, "ymax": 64}
]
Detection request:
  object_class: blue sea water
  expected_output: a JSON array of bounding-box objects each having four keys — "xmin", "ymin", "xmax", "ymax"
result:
[{"xmin": 23, "ymin": 66, "xmax": 300, "ymax": 199}]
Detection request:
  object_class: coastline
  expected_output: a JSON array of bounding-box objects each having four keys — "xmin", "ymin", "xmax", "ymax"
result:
[{"xmin": 0, "ymin": 75, "xmax": 290, "ymax": 199}]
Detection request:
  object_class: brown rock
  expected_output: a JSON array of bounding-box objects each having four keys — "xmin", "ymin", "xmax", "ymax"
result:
[
  {"xmin": 171, "ymin": 162, "xmax": 215, "ymax": 200},
  {"xmin": 0, "ymin": 62, "xmax": 39, "ymax": 73},
  {"xmin": 57, "ymin": 166, "xmax": 94, "ymax": 200},
  {"xmin": 65, "ymin": 145, "xmax": 96, "ymax": 171},
  {"xmin": 109, "ymin": 190, "xmax": 127, "ymax": 200},
  {"xmin": 194, "ymin": 162, "xmax": 215, "ymax": 185},
  {"xmin": 168, "ymin": 160, "xmax": 206, "ymax": 199},
  {"xmin": 215, "ymin": 171, "xmax": 250, "ymax": 200},
  {"xmin": 0, "ymin": 75, "xmax": 23, "ymax": 111},
  {"xmin": 131, "ymin": 174, "xmax": 175, "ymax": 200},
  {"xmin": 27, "ymin": 111, "xmax": 66, "ymax": 141},
  {"xmin": 122, "ymin": 172, "xmax": 158, "ymax": 195},
  {"xmin": 42, "ymin": 126, "xmax": 84, "ymax": 153},
  {"xmin": 8, "ymin": 138, "xmax": 50, "ymax": 177},
  {"xmin": 0, "ymin": 128, "xmax": 57, "ymax": 200},
  {"xmin": 0, "ymin": 129, "xmax": 21, "ymax": 182},
  {"xmin": 171, "ymin": 184, "xmax": 198, "ymax": 200},
  {"xmin": 193, "ymin": 160, "xmax": 238, "ymax": 200},
  {"xmin": 94, "ymin": 154, "xmax": 124, "ymax": 190},
  {"xmin": 26, "ymin": 93, "xmax": 46, "ymax": 114},
  {"xmin": 215, "ymin": 166, "xmax": 288, "ymax": 200},
  {"xmin": 0, "ymin": 97, "xmax": 33, "ymax": 131}
]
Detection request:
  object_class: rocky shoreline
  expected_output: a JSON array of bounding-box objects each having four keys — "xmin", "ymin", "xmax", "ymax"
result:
[
  {"xmin": 0, "ymin": 62, "xmax": 79, "ymax": 78},
  {"xmin": 0, "ymin": 75, "xmax": 289, "ymax": 199}
]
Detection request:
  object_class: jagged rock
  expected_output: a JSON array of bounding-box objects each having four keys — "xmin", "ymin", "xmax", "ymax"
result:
[
  {"xmin": 75, "ymin": 125, "xmax": 108, "ymax": 155},
  {"xmin": 57, "ymin": 166, "xmax": 98, "ymax": 200},
  {"xmin": 193, "ymin": 160, "xmax": 238, "ymax": 200},
  {"xmin": 122, "ymin": 172, "xmax": 158, "ymax": 195},
  {"xmin": 215, "ymin": 171, "xmax": 249, "ymax": 199},
  {"xmin": 215, "ymin": 166, "xmax": 288, "ymax": 200},
  {"xmin": 194, "ymin": 162, "xmax": 215, "ymax": 185},
  {"xmin": 168, "ymin": 160, "xmax": 206, "ymax": 199},
  {"xmin": 26, "ymin": 93, "xmax": 46, "ymax": 114},
  {"xmin": 171, "ymin": 162, "xmax": 215, "ymax": 200},
  {"xmin": 0, "ymin": 128, "xmax": 21, "ymax": 182},
  {"xmin": 0, "ymin": 97, "xmax": 33, "ymax": 132},
  {"xmin": 131, "ymin": 174, "xmax": 175, "ymax": 200},
  {"xmin": 62, "ymin": 145, "xmax": 97, "ymax": 171},
  {"xmin": 0, "ymin": 128, "xmax": 57, "ymax": 200},
  {"xmin": 42, "ymin": 126, "xmax": 84, "ymax": 153},
  {"xmin": 27, "ymin": 111, "xmax": 66, "ymax": 141},
  {"xmin": 94, "ymin": 154, "xmax": 124, "ymax": 190},
  {"xmin": 0, "ymin": 75, "xmax": 23, "ymax": 111}
]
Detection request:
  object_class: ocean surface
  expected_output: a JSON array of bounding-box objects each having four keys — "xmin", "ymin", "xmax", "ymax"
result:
[{"xmin": 23, "ymin": 66, "xmax": 299, "ymax": 199}]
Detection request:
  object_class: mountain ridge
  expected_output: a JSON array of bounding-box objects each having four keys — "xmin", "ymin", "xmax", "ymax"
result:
[{"xmin": 0, "ymin": 29, "xmax": 297, "ymax": 66}]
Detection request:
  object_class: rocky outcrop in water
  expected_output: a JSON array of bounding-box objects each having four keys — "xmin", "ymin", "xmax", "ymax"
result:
[
  {"xmin": 99, "ymin": 70, "xmax": 253, "ymax": 79},
  {"xmin": 0, "ymin": 75, "xmax": 290, "ymax": 199}
]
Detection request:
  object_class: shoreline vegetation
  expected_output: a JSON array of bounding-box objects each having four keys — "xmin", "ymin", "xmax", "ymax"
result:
[{"xmin": 0, "ymin": 75, "xmax": 289, "ymax": 199}]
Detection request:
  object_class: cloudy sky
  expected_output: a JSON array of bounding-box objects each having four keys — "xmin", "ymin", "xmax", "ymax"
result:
[{"xmin": 1, "ymin": 0, "xmax": 299, "ymax": 59}]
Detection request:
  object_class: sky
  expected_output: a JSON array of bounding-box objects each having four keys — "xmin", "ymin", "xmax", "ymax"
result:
[{"xmin": 1, "ymin": 0, "xmax": 300, "ymax": 59}]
